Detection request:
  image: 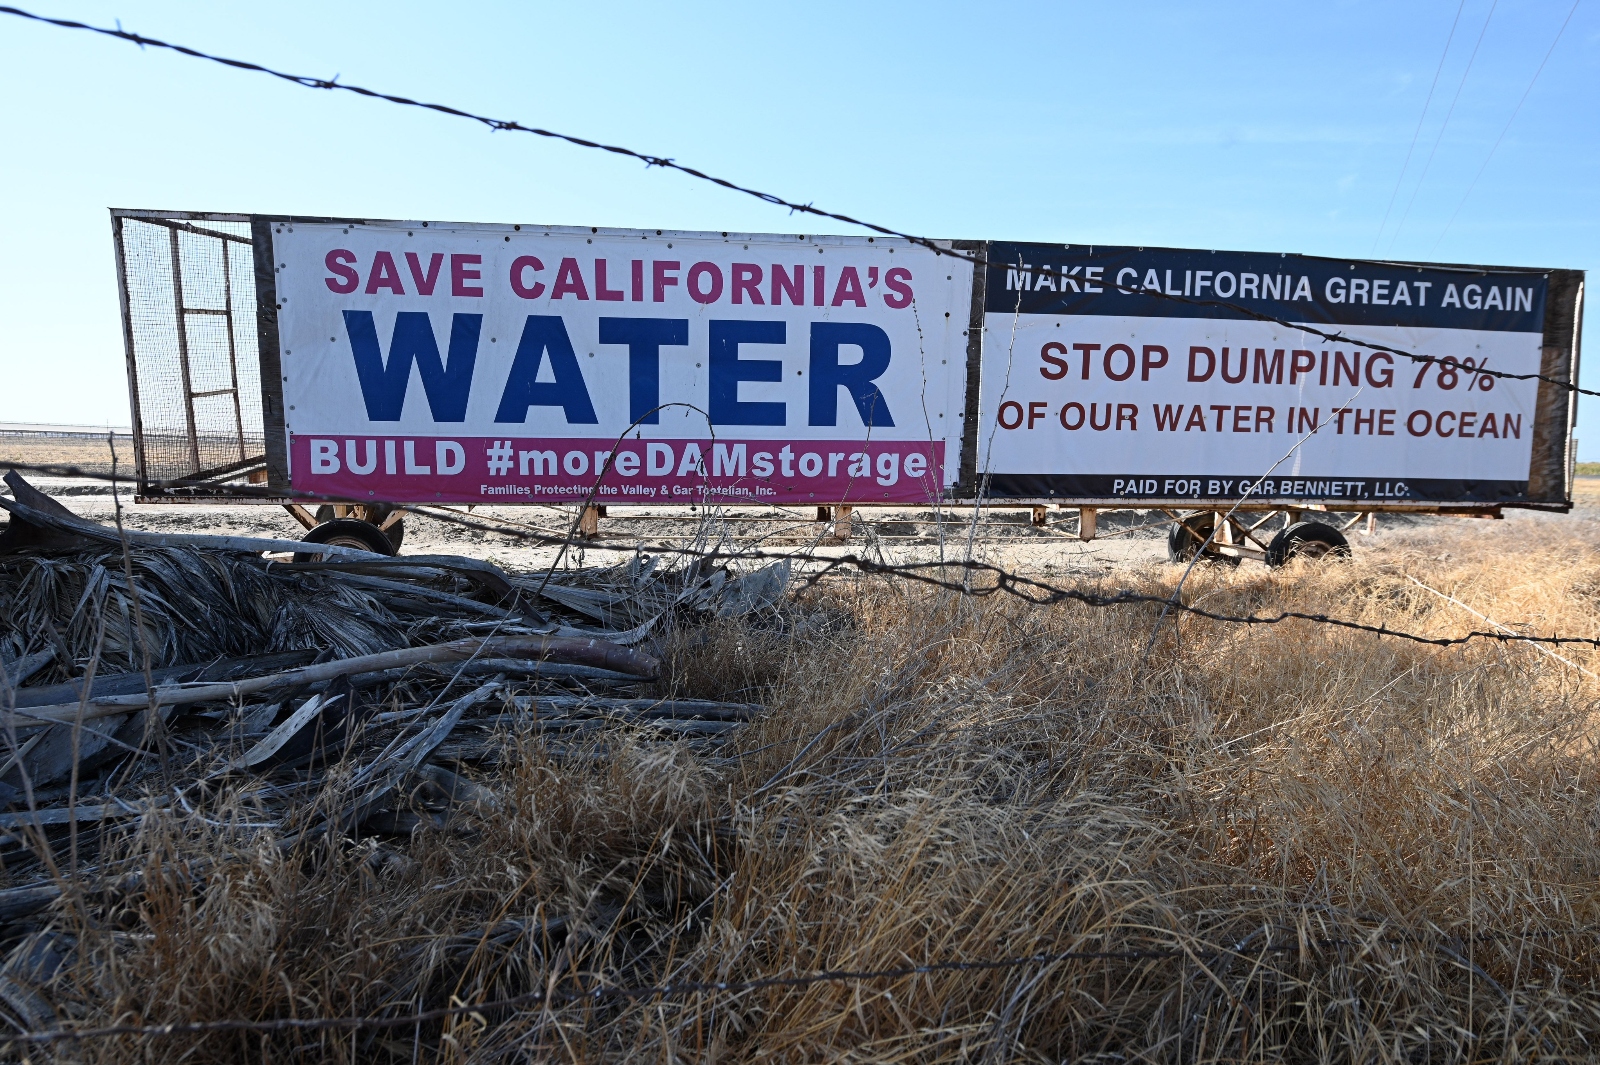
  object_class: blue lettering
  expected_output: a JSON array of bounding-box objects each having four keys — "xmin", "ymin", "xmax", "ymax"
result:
[
  {"xmin": 343, "ymin": 310, "xmax": 479, "ymax": 421},
  {"xmin": 808, "ymin": 322, "xmax": 894, "ymax": 427},
  {"xmin": 494, "ymin": 315, "xmax": 598, "ymax": 424},
  {"xmin": 598, "ymin": 317, "xmax": 689, "ymax": 425},
  {"xmin": 709, "ymin": 320, "xmax": 786, "ymax": 426}
]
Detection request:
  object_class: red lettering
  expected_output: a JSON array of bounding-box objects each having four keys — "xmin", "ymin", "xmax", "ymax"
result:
[
  {"xmin": 405, "ymin": 252, "xmax": 443, "ymax": 296},
  {"xmin": 1289, "ymin": 349, "xmax": 1316, "ymax": 384},
  {"xmin": 365, "ymin": 251, "xmax": 405, "ymax": 295},
  {"xmin": 688, "ymin": 262, "xmax": 724, "ymax": 304},
  {"xmin": 595, "ymin": 260, "xmax": 624, "ymax": 301},
  {"xmin": 1333, "ymin": 350, "xmax": 1360, "ymax": 387},
  {"xmin": 551, "ymin": 257, "xmax": 589, "ymax": 300},
  {"xmin": 324, "ymin": 249, "xmax": 358, "ymax": 294},
  {"xmin": 813, "ymin": 265, "xmax": 825, "ymax": 307},
  {"xmin": 1366, "ymin": 352, "xmax": 1395, "ymax": 387},
  {"xmin": 883, "ymin": 267, "xmax": 913, "ymax": 308},
  {"xmin": 631, "ymin": 260, "xmax": 644, "ymax": 302},
  {"xmin": 1140, "ymin": 345, "xmax": 1168, "ymax": 380},
  {"xmin": 1040, "ymin": 342, "xmax": 1069, "ymax": 380},
  {"xmin": 654, "ymin": 260, "xmax": 680, "ymax": 302},
  {"xmin": 509, "ymin": 255, "xmax": 545, "ymax": 299},
  {"xmin": 832, "ymin": 266, "xmax": 866, "ymax": 307},
  {"xmin": 1104, "ymin": 343, "xmax": 1135, "ymax": 381},
  {"xmin": 771, "ymin": 264, "xmax": 804, "ymax": 305},
  {"xmin": 1072, "ymin": 342, "xmax": 1100, "ymax": 381},
  {"xmin": 732, "ymin": 263, "xmax": 764, "ymax": 304},
  {"xmin": 450, "ymin": 253, "xmax": 483, "ymax": 297},
  {"xmin": 1221, "ymin": 348, "xmax": 1247, "ymax": 384}
]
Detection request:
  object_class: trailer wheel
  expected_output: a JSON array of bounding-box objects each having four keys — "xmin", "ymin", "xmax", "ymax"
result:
[
  {"xmin": 293, "ymin": 518, "xmax": 396, "ymax": 562},
  {"xmin": 314, "ymin": 505, "xmax": 404, "ymax": 551},
  {"xmin": 1266, "ymin": 521, "xmax": 1351, "ymax": 567},
  {"xmin": 1166, "ymin": 515, "xmax": 1241, "ymax": 567}
]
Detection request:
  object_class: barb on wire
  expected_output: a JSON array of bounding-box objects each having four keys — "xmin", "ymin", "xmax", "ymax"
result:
[
  {"xmin": 0, "ymin": 4, "xmax": 1588, "ymax": 401},
  {"xmin": 5, "ymin": 458, "xmax": 1600, "ymax": 655}
]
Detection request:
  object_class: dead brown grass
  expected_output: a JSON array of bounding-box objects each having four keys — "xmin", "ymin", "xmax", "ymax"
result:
[{"xmin": 16, "ymin": 516, "xmax": 1600, "ymax": 1062}]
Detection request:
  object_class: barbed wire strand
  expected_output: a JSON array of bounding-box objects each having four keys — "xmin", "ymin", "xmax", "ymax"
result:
[
  {"xmin": 4, "ymin": 458, "xmax": 1599, "ymax": 653},
  {"xmin": 0, "ymin": 4, "xmax": 1586, "ymax": 401}
]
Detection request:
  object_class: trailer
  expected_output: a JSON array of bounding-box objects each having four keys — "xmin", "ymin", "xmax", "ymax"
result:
[{"xmin": 108, "ymin": 210, "xmax": 1583, "ymax": 565}]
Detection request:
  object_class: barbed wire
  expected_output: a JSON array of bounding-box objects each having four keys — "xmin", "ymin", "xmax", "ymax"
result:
[
  {"xmin": 0, "ymin": 4, "xmax": 1587, "ymax": 401},
  {"xmin": 2, "ymin": 925, "xmax": 1585, "ymax": 1044},
  {"xmin": 5, "ymin": 458, "xmax": 1600, "ymax": 655}
]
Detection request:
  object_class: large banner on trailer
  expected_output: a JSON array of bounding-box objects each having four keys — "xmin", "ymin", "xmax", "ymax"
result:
[
  {"xmin": 974, "ymin": 243, "xmax": 1549, "ymax": 504},
  {"xmin": 271, "ymin": 222, "xmax": 972, "ymax": 505}
]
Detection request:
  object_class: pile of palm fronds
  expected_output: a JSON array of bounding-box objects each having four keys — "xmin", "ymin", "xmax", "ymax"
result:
[{"xmin": 0, "ymin": 473, "xmax": 786, "ymax": 953}]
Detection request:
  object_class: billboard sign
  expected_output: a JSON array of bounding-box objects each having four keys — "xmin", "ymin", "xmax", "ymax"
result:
[
  {"xmin": 270, "ymin": 221, "xmax": 973, "ymax": 505},
  {"xmin": 973, "ymin": 242, "xmax": 1550, "ymax": 504}
]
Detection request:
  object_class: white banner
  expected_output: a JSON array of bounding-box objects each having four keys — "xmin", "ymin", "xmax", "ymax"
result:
[
  {"xmin": 974, "ymin": 243, "xmax": 1548, "ymax": 505},
  {"xmin": 270, "ymin": 221, "xmax": 972, "ymax": 505}
]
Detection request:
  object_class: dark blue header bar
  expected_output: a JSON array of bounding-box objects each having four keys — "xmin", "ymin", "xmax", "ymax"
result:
[{"xmin": 985, "ymin": 242, "xmax": 1549, "ymax": 333}]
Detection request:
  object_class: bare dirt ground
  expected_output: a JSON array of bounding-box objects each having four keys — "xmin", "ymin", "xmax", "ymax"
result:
[
  {"xmin": 0, "ymin": 434, "xmax": 134, "ymax": 478},
  {"xmin": 21, "ymin": 473, "xmax": 1600, "ymax": 585}
]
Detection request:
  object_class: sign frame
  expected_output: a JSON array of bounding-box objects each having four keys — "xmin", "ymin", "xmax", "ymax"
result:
[{"xmin": 109, "ymin": 210, "xmax": 1581, "ymax": 515}]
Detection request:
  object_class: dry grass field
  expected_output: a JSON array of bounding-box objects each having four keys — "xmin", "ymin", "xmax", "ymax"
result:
[{"xmin": 4, "ymin": 503, "xmax": 1599, "ymax": 1063}]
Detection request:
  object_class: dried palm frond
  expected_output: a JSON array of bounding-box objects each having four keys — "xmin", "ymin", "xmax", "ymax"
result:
[{"xmin": 0, "ymin": 548, "xmax": 407, "ymax": 685}]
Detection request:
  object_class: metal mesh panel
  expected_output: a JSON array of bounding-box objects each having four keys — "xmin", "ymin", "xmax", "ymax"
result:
[{"xmin": 117, "ymin": 215, "xmax": 264, "ymax": 486}]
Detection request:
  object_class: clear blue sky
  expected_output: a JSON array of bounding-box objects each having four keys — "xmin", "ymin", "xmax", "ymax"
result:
[{"xmin": 1, "ymin": 1, "xmax": 1595, "ymax": 452}]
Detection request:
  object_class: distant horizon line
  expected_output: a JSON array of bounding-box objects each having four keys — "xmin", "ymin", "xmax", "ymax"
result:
[{"xmin": 0, "ymin": 420, "xmax": 134, "ymax": 435}]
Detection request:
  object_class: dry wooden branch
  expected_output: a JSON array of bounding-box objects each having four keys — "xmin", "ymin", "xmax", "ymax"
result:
[
  {"xmin": 0, "ymin": 649, "xmax": 54, "ymax": 690},
  {"xmin": 5, "ymin": 636, "xmax": 660, "ymax": 727},
  {"xmin": 0, "ymin": 490, "xmax": 378, "ymax": 559},
  {"xmin": 0, "ymin": 801, "xmax": 164, "ymax": 830}
]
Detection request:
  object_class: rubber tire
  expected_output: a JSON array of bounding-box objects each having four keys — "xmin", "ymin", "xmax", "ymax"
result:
[
  {"xmin": 314, "ymin": 505, "xmax": 403, "ymax": 550},
  {"xmin": 1265, "ymin": 521, "xmax": 1351, "ymax": 567},
  {"xmin": 293, "ymin": 518, "xmax": 396, "ymax": 562},
  {"xmin": 380, "ymin": 516, "xmax": 404, "ymax": 552},
  {"xmin": 1166, "ymin": 514, "xmax": 1242, "ymax": 567}
]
